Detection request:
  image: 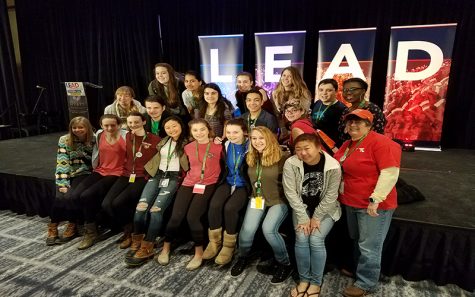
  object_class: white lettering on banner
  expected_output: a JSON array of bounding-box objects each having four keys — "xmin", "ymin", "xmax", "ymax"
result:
[
  {"xmin": 210, "ymin": 49, "xmax": 233, "ymax": 82},
  {"xmin": 394, "ymin": 41, "xmax": 443, "ymax": 81},
  {"xmin": 265, "ymin": 46, "xmax": 293, "ymax": 82},
  {"xmin": 322, "ymin": 44, "xmax": 366, "ymax": 79}
]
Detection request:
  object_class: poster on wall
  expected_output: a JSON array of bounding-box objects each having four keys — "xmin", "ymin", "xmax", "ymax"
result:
[
  {"xmin": 316, "ymin": 27, "xmax": 376, "ymax": 105},
  {"xmin": 383, "ymin": 23, "xmax": 457, "ymax": 149},
  {"xmin": 64, "ymin": 82, "xmax": 89, "ymax": 121},
  {"xmin": 198, "ymin": 34, "xmax": 243, "ymax": 109},
  {"xmin": 255, "ymin": 31, "xmax": 306, "ymax": 96}
]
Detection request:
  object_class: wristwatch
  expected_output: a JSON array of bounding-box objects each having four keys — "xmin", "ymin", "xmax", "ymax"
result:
[{"xmin": 369, "ymin": 197, "xmax": 377, "ymax": 203}]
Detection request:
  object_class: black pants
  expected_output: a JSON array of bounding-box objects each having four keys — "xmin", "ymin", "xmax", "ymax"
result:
[
  {"xmin": 164, "ymin": 184, "xmax": 216, "ymax": 246},
  {"xmin": 101, "ymin": 176, "xmax": 147, "ymax": 228},
  {"xmin": 73, "ymin": 172, "xmax": 119, "ymax": 223},
  {"xmin": 208, "ymin": 183, "xmax": 248, "ymax": 234},
  {"xmin": 50, "ymin": 175, "xmax": 88, "ymax": 223}
]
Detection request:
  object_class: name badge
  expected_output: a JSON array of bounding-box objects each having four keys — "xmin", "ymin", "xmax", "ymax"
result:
[
  {"xmin": 251, "ymin": 196, "xmax": 265, "ymax": 210},
  {"xmin": 193, "ymin": 184, "xmax": 206, "ymax": 194},
  {"xmin": 135, "ymin": 152, "xmax": 143, "ymax": 158},
  {"xmin": 129, "ymin": 173, "xmax": 136, "ymax": 183},
  {"xmin": 160, "ymin": 178, "xmax": 169, "ymax": 188}
]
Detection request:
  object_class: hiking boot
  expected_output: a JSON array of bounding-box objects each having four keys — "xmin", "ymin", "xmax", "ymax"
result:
[
  {"xmin": 78, "ymin": 223, "xmax": 98, "ymax": 250},
  {"xmin": 46, "ymin": 223, "xmax": 59, "ymax": 246},
  {"xmin": 126, "ymin": 240, "xmax": 155, "ymax": 267},
  {"xmin": 56, "ymin": 222, "xmax": 77, "ymax": 244}
]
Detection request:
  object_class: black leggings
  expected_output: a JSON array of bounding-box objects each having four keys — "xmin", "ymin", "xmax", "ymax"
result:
[
  {"xmin": 208, "ymin": 183, "xmax": 248, "ymax": 234},
  {"xmin": 50, "ymin": 175, "xmax": 88, "ymax": 223},
  {"xmin": 164, "ymin": 184, "xmax": 216, "ymax": 246},
  {"xmin": 72, "ymin": 172, "xmax": 119, "ymax": 223},
  {"xmin": 101, "ymin": 176, "xmax": 147, "ymax": 228}
]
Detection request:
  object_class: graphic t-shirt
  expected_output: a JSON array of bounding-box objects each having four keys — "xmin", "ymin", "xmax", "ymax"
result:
[{"xmin": 301, "ymin": 153, "xmax": 325, "ymax": 213}]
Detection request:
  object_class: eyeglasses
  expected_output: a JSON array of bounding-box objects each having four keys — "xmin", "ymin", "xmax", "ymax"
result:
[
  {"xmin": 284, "ymin": 108, "xmax": 300, "ymax": 114},
  {"xmin": 342, "ymin": 87, "xmax": 364, "ymax": 94}
]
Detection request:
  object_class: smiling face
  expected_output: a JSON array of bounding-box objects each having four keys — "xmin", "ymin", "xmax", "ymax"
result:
[
  {"xmin": 101, "ymin": 118, "xmax": 120, "ymax": 135},
  {"xmin": 250, "ymin": 130, "xmax": 267, "ymax": 153},
  {"xmin": 145, "ymin": 101, "xmax": 164, "ymax": 120},
  {"xmin": 155, "ymin": 66, "xmax": 170, "ymax": 85},
  {"xmin": 116, "ymin": 91, "xmax": 132, "ymax": 109},
  {"xmin": 318, "ymin": 83, "xmax": 337, "ymax": 104},
  {"xmin": 204, "ymin": 87, "xmax": 219, "ymax": 105},
  {"xmin": 184, "ymin": 74, "xmax": 201, "ymax": 92},
  {"xmin": 237, "ymin": 75, "xmax": 253, "ymax": 92},
  {"xmin": 226, "ymin": 124, "xmax": 245, "ymax": 144},
  {"xmin": 345, "ymin": 117, "xmax": 372, "ymax": 140},
  {"xmin": 295, "ymin": 140, "xmax": 321, "ymax": 165},
  {"xmin": 284, "ymin": 105, "xmax": 305, "ymax": 122},
  {"xmin": 245, "ymin": 92, "xmax": 263, "ymax": 113},
  {"xmin": 127, "ymin": 115, "xmax": 146, "ymax": 133},
  {"xmin": 190, "ymin": 122, "xmax": 210, "ymax": 142},
  {"xmin": 164, "ymin": 119, "xmax": 182, "ymax": 140},
  {"xmin": 280, "ymin": 70, "xmax": 293, "ymax": 89},
  {"xmin": 72, "ymin": 123, "xmax": 87, "ymax": 139},
  {"xmin": 342, "ymin": 81, "xmax": 366, "ymax": 105}
]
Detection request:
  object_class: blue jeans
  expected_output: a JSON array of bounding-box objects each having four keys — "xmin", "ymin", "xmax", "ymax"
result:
[
  {"xmin": 293, "ymin": 212, "xmax": 335, "ymax": 286},
  {"xmin": 133, "ymin": 172, "xmax": 180, "ymax": 241},
  {"xmin": 238, "ymin": 202, "xmax": 290, "ymax": 265},
  {"xmin": 345, "ymin": 205, "xmax": 394, "ymax": 291}
]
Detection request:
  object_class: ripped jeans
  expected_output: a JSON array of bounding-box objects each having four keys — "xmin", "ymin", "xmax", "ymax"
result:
[{"xmin": 133, "ymin": 171, "xmax": 180, "ymax": 241}]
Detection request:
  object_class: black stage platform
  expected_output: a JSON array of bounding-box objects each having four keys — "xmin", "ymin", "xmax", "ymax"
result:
[{"xmin": 0, "ymin": 133, "xmax": 474, "ymax": 291}]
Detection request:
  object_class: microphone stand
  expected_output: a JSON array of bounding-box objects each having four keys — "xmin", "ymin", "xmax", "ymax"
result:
[{"xmin": 32, "ymin": 87, "xmax": 45, "ymax": 114}]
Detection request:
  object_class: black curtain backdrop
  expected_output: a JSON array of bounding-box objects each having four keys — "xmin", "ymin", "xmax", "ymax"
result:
[
  {"xmin": 14, "ymin": 0, "xmax": 475, "ymax": 148},
  {"xmin": 0, "ymin": 0, "xmax": 23, "ymax": 126}
]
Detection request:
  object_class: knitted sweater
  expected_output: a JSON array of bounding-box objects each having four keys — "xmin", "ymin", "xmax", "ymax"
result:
[{"xmin": 55, "ymin": 135, "xmax": 93, "ymax": 187}]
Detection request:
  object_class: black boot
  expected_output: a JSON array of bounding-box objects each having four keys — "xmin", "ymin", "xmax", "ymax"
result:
[
  {"xmin": 270, "ymin": 262, "xmax": 293, "ymax": 284},
  {"xmin": 231, "ymin": 257, "xmax": 248, "ymax": 277}
]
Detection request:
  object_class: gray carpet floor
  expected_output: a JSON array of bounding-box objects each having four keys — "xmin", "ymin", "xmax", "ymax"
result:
[{"xmin": 0, "ymin": 210, "xmax": 472, "ymax": 297}]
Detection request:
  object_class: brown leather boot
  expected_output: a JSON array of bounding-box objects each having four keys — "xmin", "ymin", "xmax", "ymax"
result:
[
  {"xmin": 215, "ymin": 231, "xmax": 237, "ymax": 265},
  {"xmin": 57, "ymin": 222, "xmax": 77, "ymax": 244},
  {"xmin": 78, "ymin": 223, "xmax": 98, "ymax": 250},
  {"xmin": 126, "ymin": 240, "xmax": 155, "ymax": 267},
  {"xmin": 46, "ymin": 223, "xmax": 59, "ymax": 246},
  {"xmin": 202, "ymin": 227, "xmax": 222, "ymax": 260}
]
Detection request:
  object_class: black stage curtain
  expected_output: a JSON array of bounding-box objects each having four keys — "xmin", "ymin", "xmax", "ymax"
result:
[
  {"xmin": 382, "ymin": 219, "xmax": 475, "ymax": 292},
  {"xmin": 0, "ymin": 0, "xmax": 24, "ymax": 126},
  {"xmin": 14, "ymin": 0, "xmax": 475, "ymax": 147}
]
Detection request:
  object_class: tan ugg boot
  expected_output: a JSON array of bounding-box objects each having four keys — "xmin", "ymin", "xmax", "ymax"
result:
[
  {"xmin": 215, "ymin": 231, "xmax": 237, "ymax": 265},
  {"xmin": 202, "ymin": 228, "xmax": 222, "ymax": 260}
]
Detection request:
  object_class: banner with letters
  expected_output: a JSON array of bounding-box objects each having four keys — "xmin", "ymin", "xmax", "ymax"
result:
[
  {"xmin": 316, "ymin": 28, "xmax": 376, "ymax": 105},
  {"xmin": 198, "ymin": 34, "xmax": 243, "ymax": 108},
  {"xmin": 64, "ymin": 82, "xmax": 89, "ymax": 121},
  {"xmin": 255, "ymin": 31, "xmax": 306, "ymax": 96},
  {"xmin": 383, "ymin": 24, "xmax": 457, "ymax": 148}
]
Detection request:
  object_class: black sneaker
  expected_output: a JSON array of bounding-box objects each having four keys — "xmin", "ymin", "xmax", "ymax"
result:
[
  {"xmin": 270, "ymin": 263, "xmax": 293, "ymax": 284},
  {"xmin": 256, "ymin": 258, "xmax": 278, "ymax": 275},
  {"xmin": 231, "ymin": 257, "xmax": 248, "ymax": 277}
]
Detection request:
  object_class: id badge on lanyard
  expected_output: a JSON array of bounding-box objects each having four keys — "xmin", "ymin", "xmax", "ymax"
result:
[{"xmin": 193, "ymin": 142, "xmax": 211, "ymax": 195}]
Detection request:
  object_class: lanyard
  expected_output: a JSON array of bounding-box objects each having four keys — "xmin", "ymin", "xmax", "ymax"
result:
[
  {"xmin": 195, "ymin": 141, "xmax": 211, "ymax": 182},
  {"xmin": 255, "ymin": 158, "xmax": 263, "ymax": 196},
  {"xmin": 231, "ymin": 143, "xmax": 243, "ymax": 186},
  {"xmin": 151, "ymin": 119, "xmax": 160, "ymax": 135},
  {"xmin": 165, "ymin": 138, "xmax": 175, "ymax": 171},
  {"xmin": 247, "ymin": 111, "xmax": 260, "ymax": 130},
  {"xmin": 314, "ymin": 100, "xmax": 336, "ymax": 122},
  {"xmin": 131, "ymin": 133, "xmax": 147, "ymax": 174},
  {"xmin": 340, "ymin": 133, "xmax": 367, "ymax": 164}
]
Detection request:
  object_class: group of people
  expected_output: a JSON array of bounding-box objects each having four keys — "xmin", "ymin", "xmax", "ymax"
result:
[{"xmin": 48, "ymin": 62, "xmax": 401, "ymax": 297}]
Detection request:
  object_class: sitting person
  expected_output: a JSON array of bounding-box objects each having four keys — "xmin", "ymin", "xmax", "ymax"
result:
[
  {"xmin": 104, "ymin": 86, "xmax": 146, "ymax": 129},
  {"xmin": 240, "ymin": 89, "xmax": 278, "ymax": 134},
  {"xmin": 47, "ymin": 116, "xmax": 94, "ymax": 245},
  {"xmin": 283, "ymin": 133, "xmax": 342, "ymax": 297},
  {"xmin": 157, "ymin": 119, "xmax": 223, "ymax": 270},
  {"xmin": 125, "ymin": 116, "xmax": 189, "ymax": 266},
  {"xmin": 202, "ymin": 119, "xmax": 250, "ymax": 265},
  {"xmin": 231, "ymin": 126, "xmax": 292, "ymax": 284},
  {"xmin": 199, "ymin": 83, "xmax": 234, "ymax": 138},
  {"xmin": 144, "ymin": 95, "xmax": 172, "ymax": 138}
]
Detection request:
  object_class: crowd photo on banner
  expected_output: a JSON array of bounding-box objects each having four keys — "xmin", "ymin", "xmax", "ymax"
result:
[{"xmin": 49, "ymin": 22, "xmax": 467, "ymax": 297}]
